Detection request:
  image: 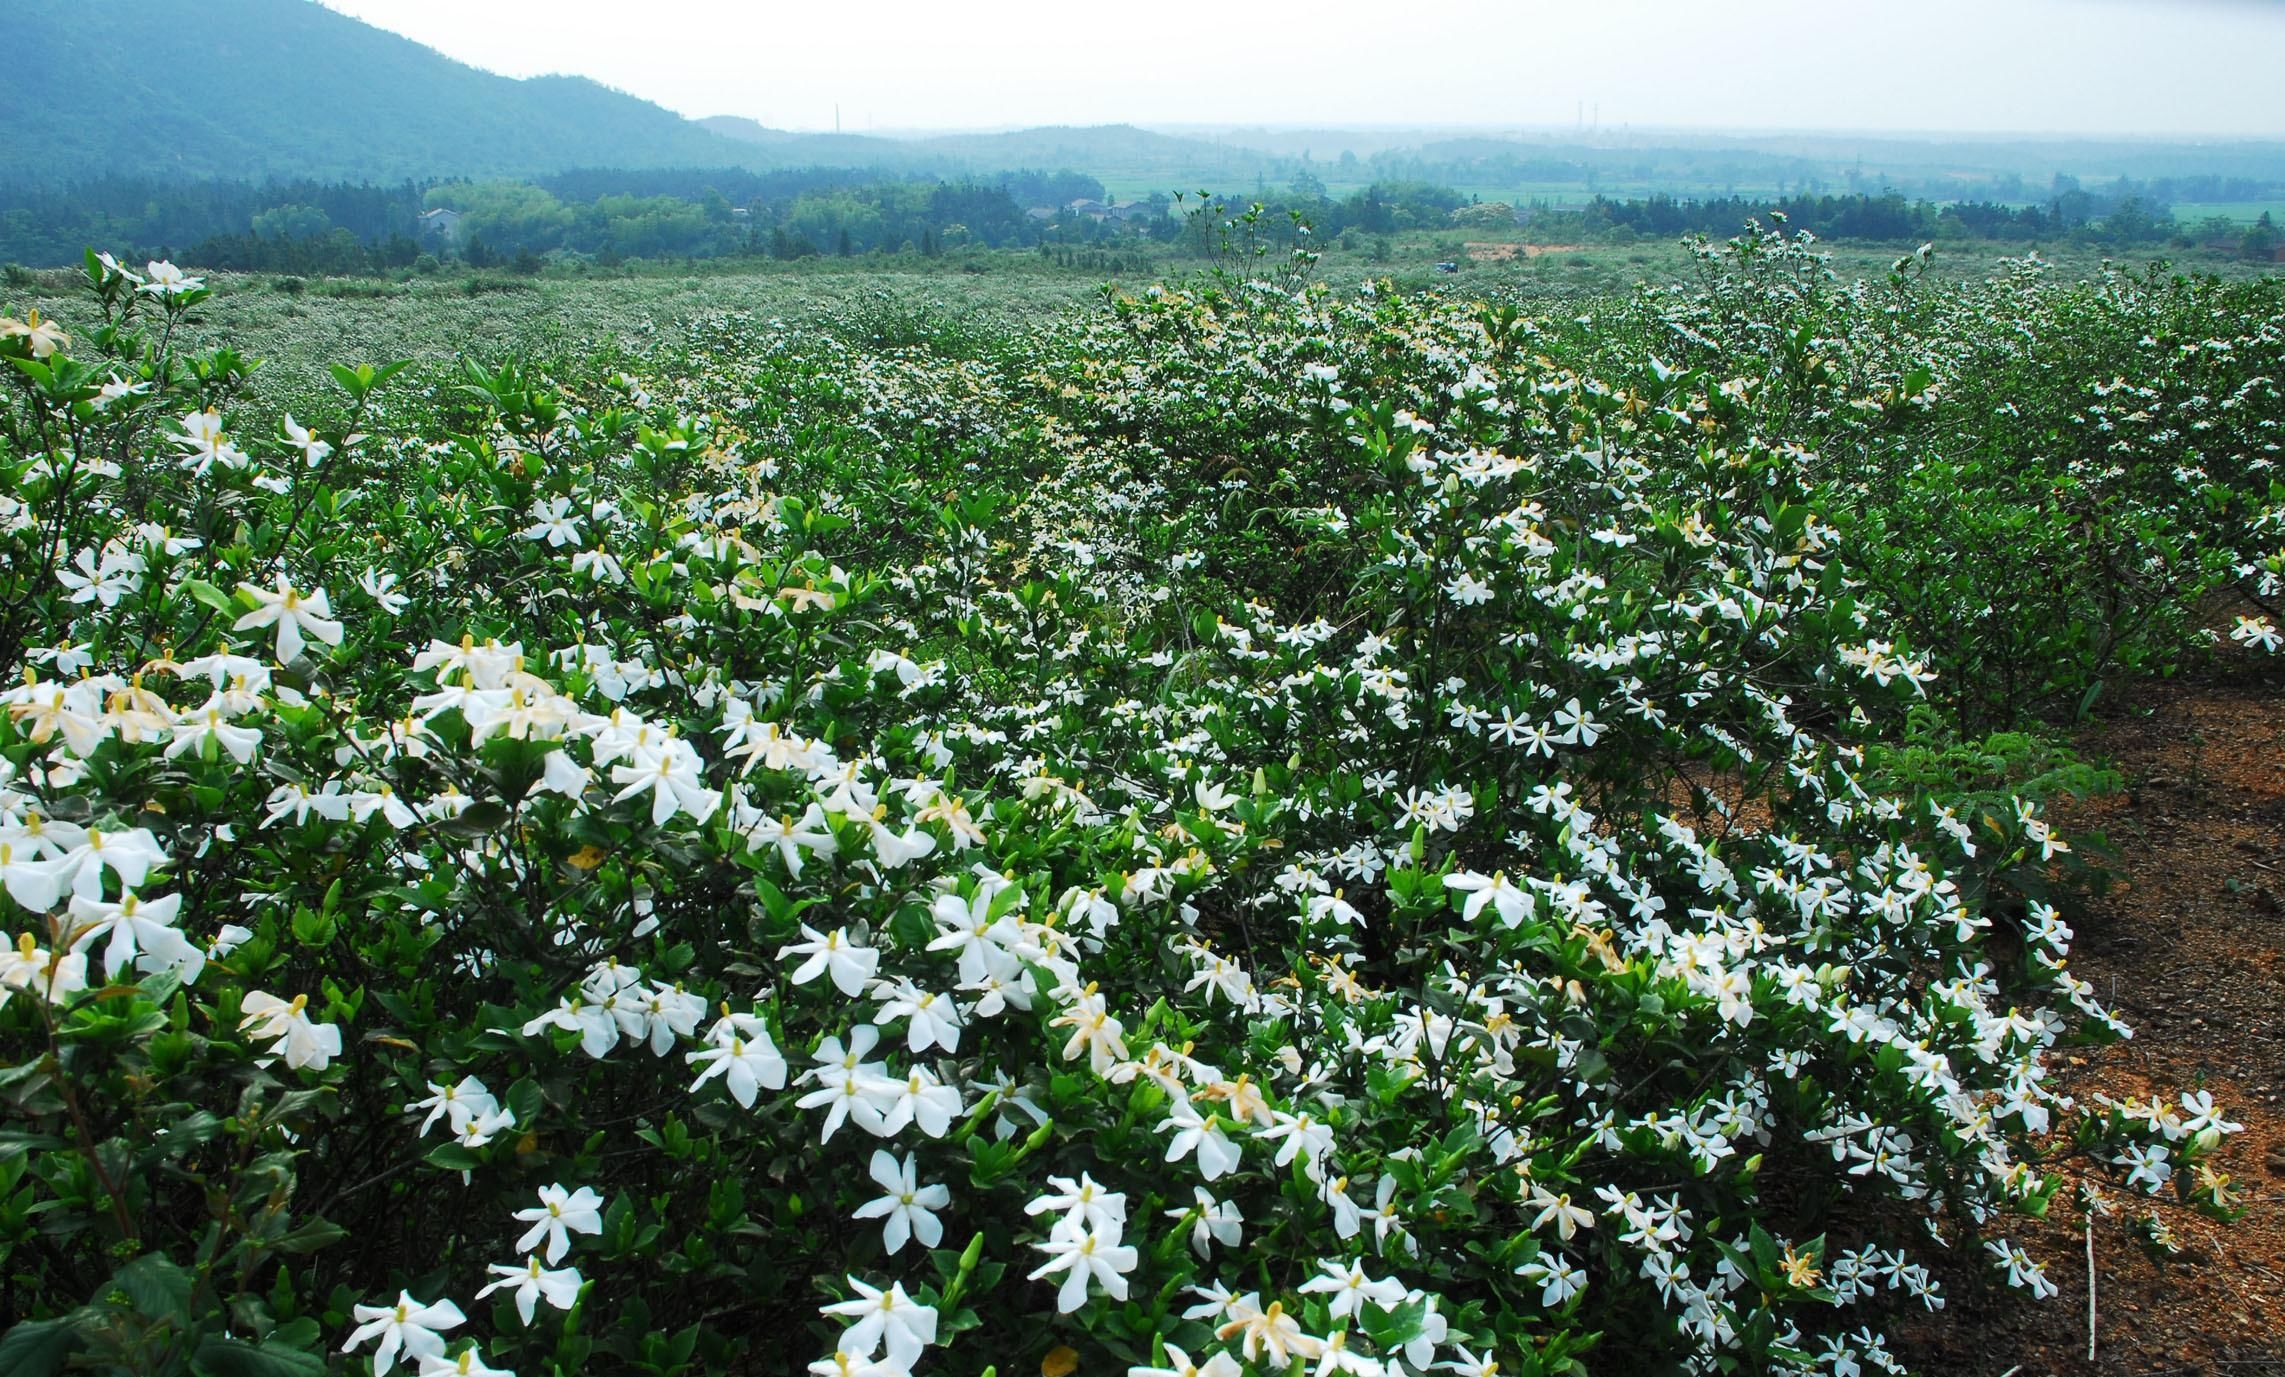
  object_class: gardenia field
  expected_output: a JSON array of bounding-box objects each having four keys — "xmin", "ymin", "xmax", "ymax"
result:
[{"xmin": 0, "ymin": 232, "xmax": 2280, "ymax": 1377}]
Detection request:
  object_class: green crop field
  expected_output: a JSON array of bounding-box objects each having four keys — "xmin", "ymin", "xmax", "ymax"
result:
[{"xmin": 2172, "ymin": 199, "xmax": 2285, "ymax": 226}]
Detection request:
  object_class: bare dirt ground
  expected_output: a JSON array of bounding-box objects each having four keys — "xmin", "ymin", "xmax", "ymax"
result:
[
  {"xmin": 1901, "ymin": 664, "xmax": 2285, "ymax": 1376},
  {"xmin": 1462, "ymin": 242, "xmax": 1590, "ymax": 262}
]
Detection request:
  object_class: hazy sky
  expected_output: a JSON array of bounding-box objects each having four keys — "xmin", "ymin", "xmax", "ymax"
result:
[{"xmin": 316, "ymin": 0, "xmax": 2285, "ymax": 136}]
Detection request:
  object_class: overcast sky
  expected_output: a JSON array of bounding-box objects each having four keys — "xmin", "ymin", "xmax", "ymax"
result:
[{"xmin": 316, "ymin": 0, "xmax": 2285, "ymax": 136}]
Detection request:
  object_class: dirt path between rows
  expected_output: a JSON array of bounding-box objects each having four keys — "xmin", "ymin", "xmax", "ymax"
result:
[{"xmin": 1902, "ymin": 666, "xmax": 2285, "ymax": 1376}]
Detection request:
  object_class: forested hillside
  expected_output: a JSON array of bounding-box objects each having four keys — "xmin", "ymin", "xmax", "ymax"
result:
[{"xmin": 0, "ymin": 0, "xmax": 746, "ymax": 182}]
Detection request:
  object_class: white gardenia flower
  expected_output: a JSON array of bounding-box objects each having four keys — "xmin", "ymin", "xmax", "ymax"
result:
[
  {"xmin": 54, "ymin": 824, "xmax": 168, "ymax": 902},
  {"xmin": 1165, "ymin": 1186, "xmax": 1243, "ymax": 1258},
  {"xmin": 239, "ymin": 990, "xmax": 342, "ymax": 1071},
  {"xmin": 1130, "ymin": 1342, "xmax": 1246, "ymax": 1377},
  {"xmin": 281, "ymin": 414, "xmax": 333, "ymax": 467},
  {"xmin": 1517, "ymin": 1253, "xmax": 1587, "ymax": 1307},
  {"xmin": 416, "ymin": 1350, "xmax": 515, "ymax": 1377},
  {"xmin": 1023, "ymin": 1174, "xmax": 1127, "ymax": 1234},
  {"xmin": 1027, "ymin": 1213, "xmax": 1140, "ymax": 1313},
  {"xmin": 360, "ymin": 568, "xmax": 411, "ymax": 615},
  {"xmin": 0, "ymin": 839, "xmax": 67, "ymax": 913},
  {"xmin": 871, "ymin": 1064, "xmax": 963, "ymax": 1138},
  {"xmin": 476, "ymin": 1255, "xmax": 584, "ymax": 1324},
  {"xmin": 820, "ymin": 1277, "xmax": 938, "ymax": 1369},
  {"xmin": 166, "ymin": 706, "xmax": 263, "ymax": 764},
  {"xmin": 1162, "ymin": 1096, "xmax": 1242, "ymax": 1181},
  {"xmin": 1297, "ymin": 1257, "xmax": 1407, "ymax": 1321},
  {"xmin": 1256, "ymin": 1108, "xmax": 1337, "ymax": 1178},
  {"xmin": 778, "ymin": 924, "xmax": 881, "ymax": 997},
  {"xmin": 140, "ymin": 259, "xmax": 203, "ymax": 296},
  {"xmin": 521, "ymin": 997, "xmax": 622, "ymax": 1059},
  {"xmin": 1443, "ymin": 870, "xmax": 1531, "ymax": 928},
  {"xmin": 851, "ymin": 1149, "xmax": 951, "ymax": 1255},
  {"xmin": 686, "ymin": 1011, "xmax": 789, "ymax": 1107},
  {"xmin": 65, "ymin": 890, "xmax": 205, "ymax": 983},
  {"xmin": 408, "ymin": 1076, "xmax": 498, "ymax": 1137},
  {"xmin": 749, "ymin": 804, "xmax": 838, "ymax": 877},
  {"xmin": 341, "ymin": 1292, "xmax": 464, "ymax": 1376},
  {"xmin": 233, "ymin": 576, "xmax": 344, "ymax": 665},
  {"xmin": 608, "ymin": 735, "xmax": 722, "ymax": 826},
  {"xmin": 521, "ymin": 496, "xmax": 587, "ymax": 547},
  {"xmin": 873, "ymin": 977, "xmax": 964, "ymax": 1054},
  {"xmin": 513, "ymin": 1183, "xmax": 605, "ymax": 1264}
]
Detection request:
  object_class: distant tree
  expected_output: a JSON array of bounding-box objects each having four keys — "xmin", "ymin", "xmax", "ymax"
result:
[
  {"xmin": 2244, "ymin": 212, "xmax": 2280, "ymax": 260},
  {"xmin": 250, "ymin": 203, "xmax": 331, "ymax": 239}
]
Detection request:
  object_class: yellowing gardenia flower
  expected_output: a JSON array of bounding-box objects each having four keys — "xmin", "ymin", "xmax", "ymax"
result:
[
  {"xmin": 1048, "ymin": 982, "xmax": 1128, "ymax": 1072},
  {"xmin": 239, "ymin": 990, "xmax": 342, "ymax": 1071},
  {"xmin": 1, "ymin": 310, "xmax": 68, "ymax": 358},
  {"xmin": 1214, "ymin": 1294, "xmax": 1322, "ymax": 1365}
]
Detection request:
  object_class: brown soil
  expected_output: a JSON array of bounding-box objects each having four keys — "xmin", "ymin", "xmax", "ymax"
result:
[
  {"xmin": 1901, "ymin": 666, "xmax": 2285, "ymax": 1376},
  {"xmin": 1462, "ymin": 242, "xmax": 1589, "ymax": 262}
]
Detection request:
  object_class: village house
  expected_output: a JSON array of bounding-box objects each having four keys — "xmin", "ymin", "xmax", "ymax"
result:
[{"xmin": 416, "ymin": 207, "xmax": 462, "ymax": 243}]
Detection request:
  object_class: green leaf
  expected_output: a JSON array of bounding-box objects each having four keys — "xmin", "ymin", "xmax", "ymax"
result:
[
  {"xmin": 113, "ymin": 1253, "xmax": 194, "ymax": 1320},
  {"xmin": 269, "ymin": 1217, "xmax": 348, "ymax": 1254},
  {"xmin": 438, "ymin": 802, "xmax": 511, "ymax": 837},
  {"xmin": 0, "ymin": 1319, "xmax": 77, "ymax": 1377},
  {"xmin": 497, "ymin": 1084, "xmax": 546, "ymax": 1138},
  {"xmin": 425, "ymin": 1142, "xmax": 481, "ymax": 1171},
  {"xmin": 180, "ymin": 578, "xmax": 239, "ymax": 615},
  {"xmin": 192, "ymin": 1335, "xmax": 326, "ymax": 1377}
]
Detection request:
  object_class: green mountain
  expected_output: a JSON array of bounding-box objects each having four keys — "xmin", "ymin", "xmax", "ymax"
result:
[{"xmin": 0, "ymin": 0, "xmax": 751, "ymax": 183}]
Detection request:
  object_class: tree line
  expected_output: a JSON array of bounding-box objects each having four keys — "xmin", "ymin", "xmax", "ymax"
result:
[
  {"xmin": 0, "ymin": 167, "xmax": 1118, "ymax": 271},
  {"xmin": 5, "ymin": 168, "xmax": 2279, "ymax": 276}
]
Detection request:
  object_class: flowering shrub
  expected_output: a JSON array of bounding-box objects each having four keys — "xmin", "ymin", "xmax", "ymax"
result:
[{"xmin": 0, "ymin": 245, "xmax": 2270, "ymax": 1377}]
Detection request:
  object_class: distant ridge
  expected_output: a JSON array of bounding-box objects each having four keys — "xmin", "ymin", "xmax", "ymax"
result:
[
  {"xmin": 0, "ymin": 0, "xmax": 1293, "ymax": 189},
  {"xmin": 8, "ymin": 1, "xmax": 2274, "ymax": 197},
  {"xmin": 0, "ymin": 0, "xmax": 763, "ymax": 183}
]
